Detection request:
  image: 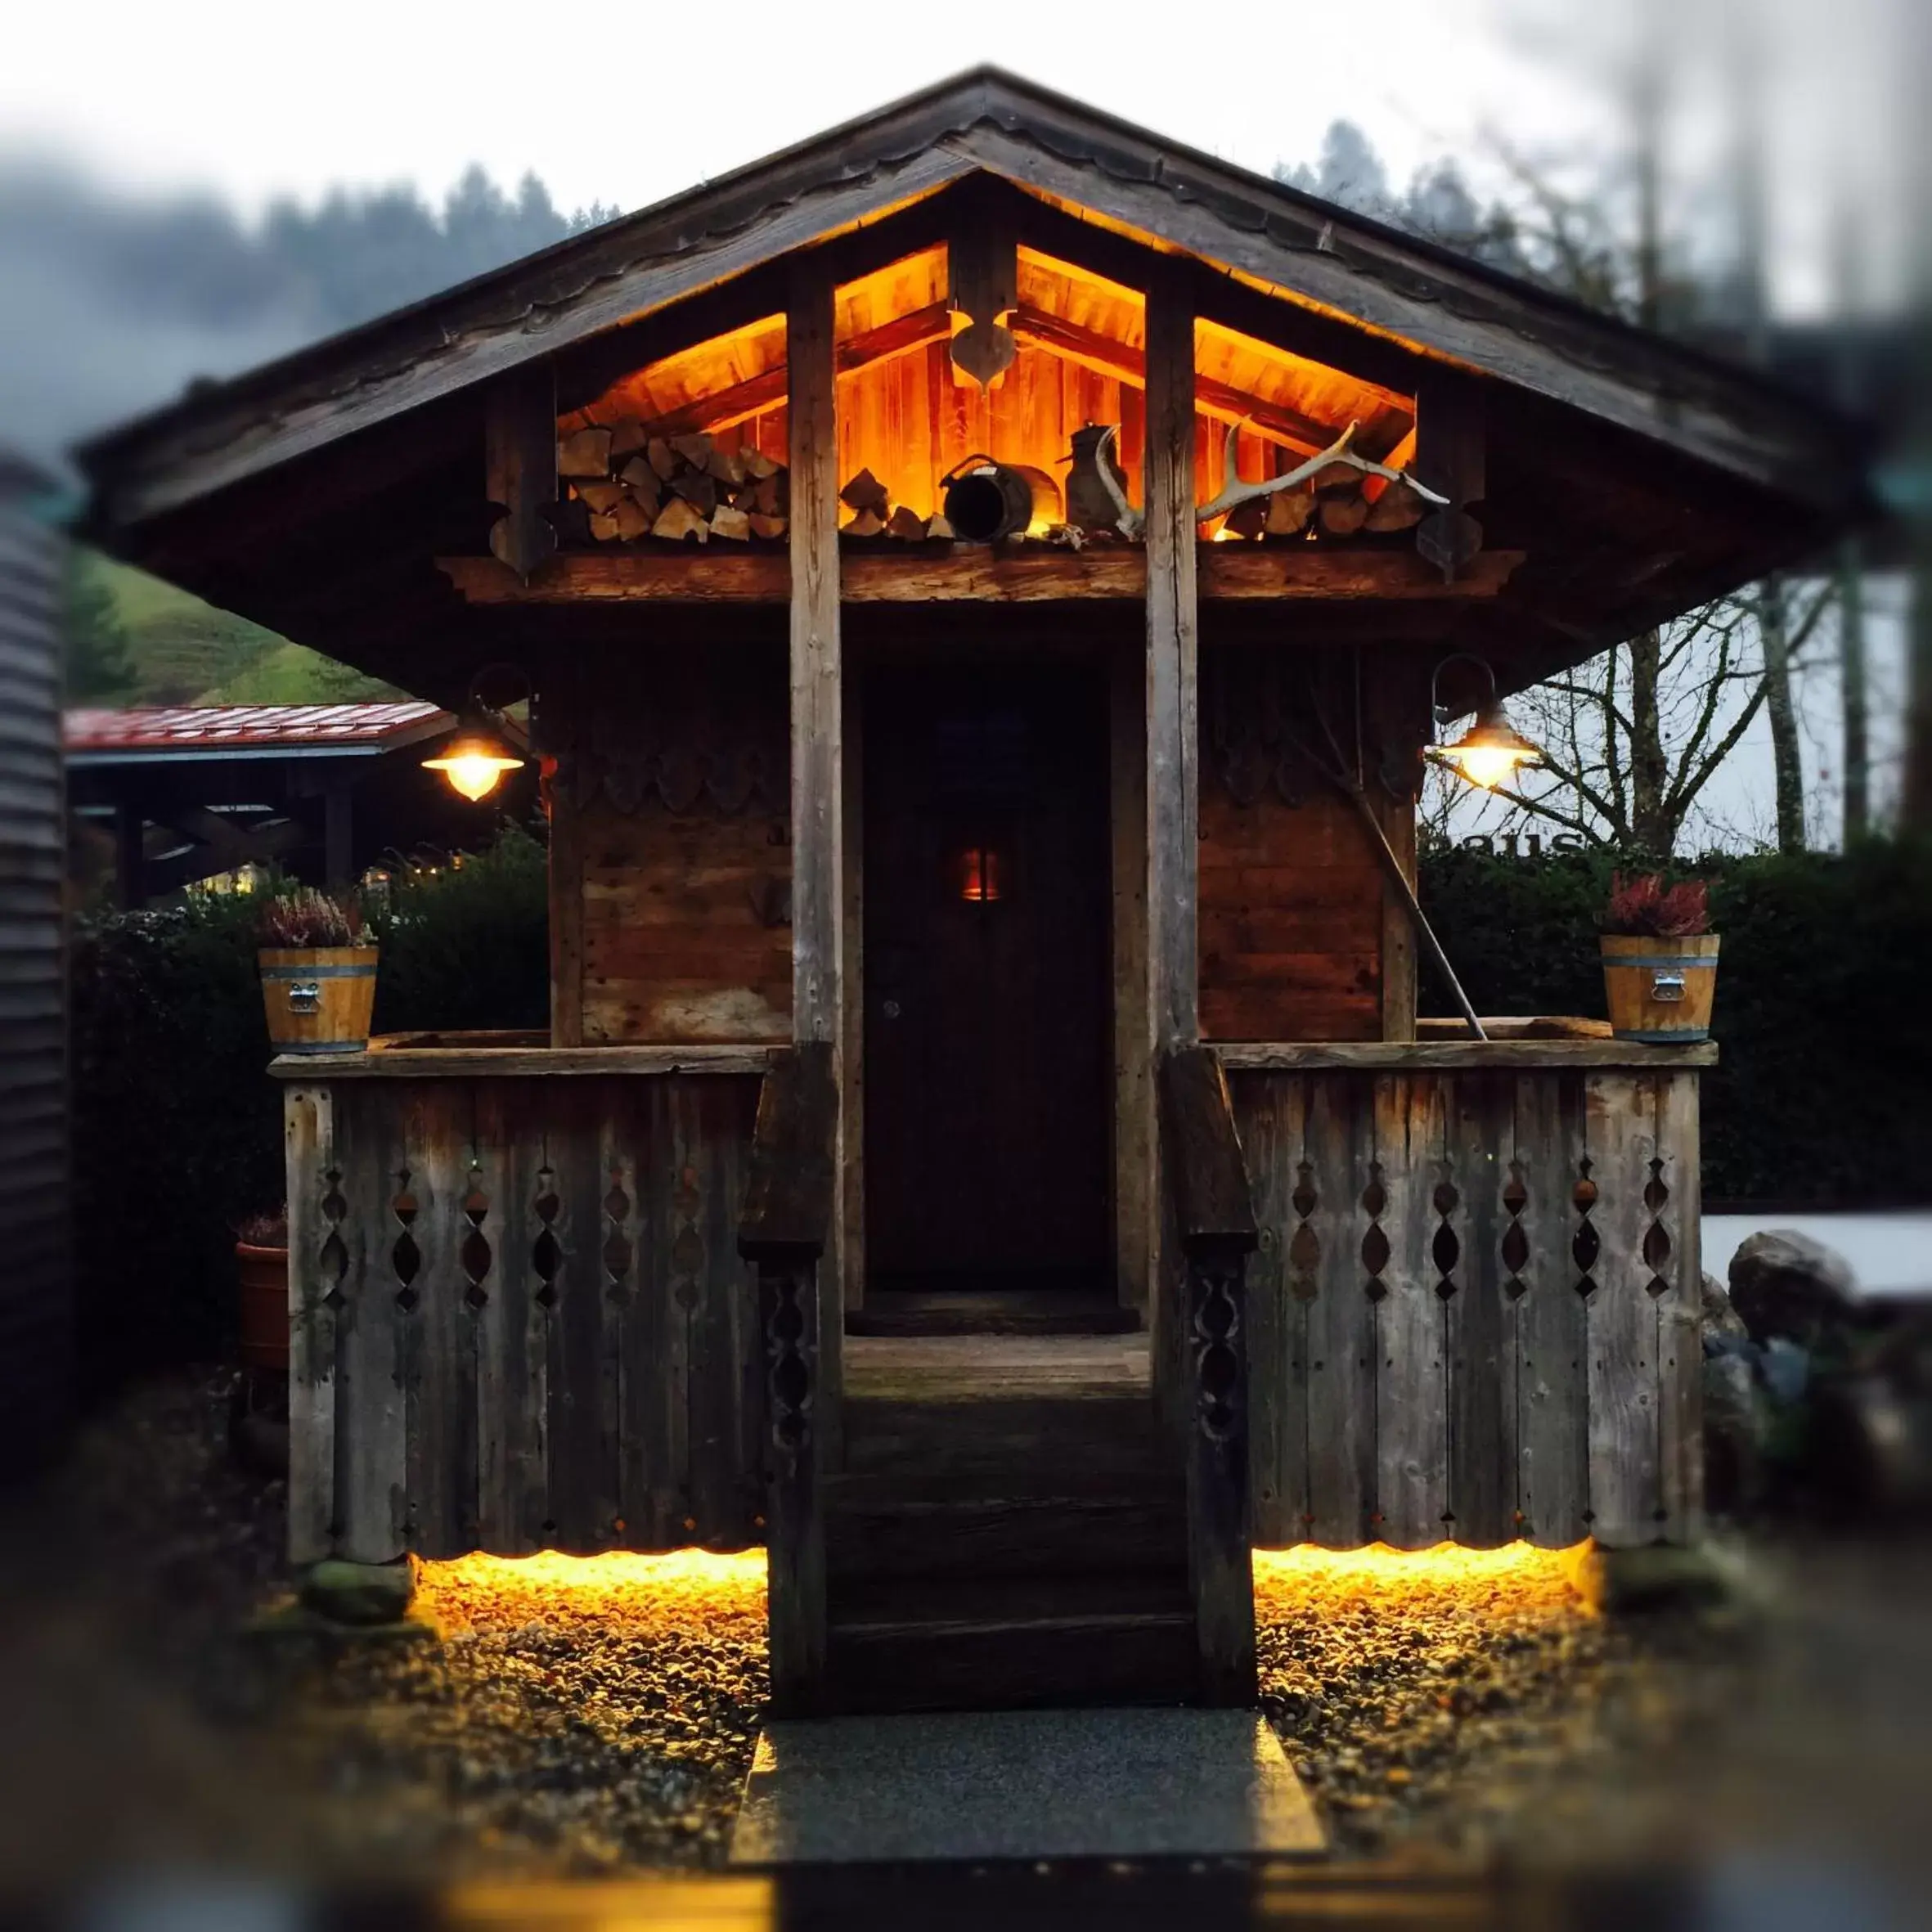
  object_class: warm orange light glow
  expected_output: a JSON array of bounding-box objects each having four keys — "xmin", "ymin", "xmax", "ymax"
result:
[
  {"xmin": 414, "ymin": 1548, "xmax": 767, "ymax": 1635},
  {"xmin": 958, "ymin": 846, "xmax": 1004, "ymax": 902},
  {"xmin": 1253, "ymin": 1539, "xmax": 1596, "ymax": 1613},
  {"xmin": 1432, "ymin": 704, "xmax": 1543, "ymax": 793},
  {"xmin": 424, "ymin": 749, "xmax": 523, "ymax": 801}
]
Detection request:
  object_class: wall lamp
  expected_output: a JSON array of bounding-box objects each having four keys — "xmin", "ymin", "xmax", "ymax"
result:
[
  {"xmin": 423, "ymin": 664, "xmax": 529, "ymax": 802},
  {"xmin": 1428, "ymin": 653, "xmax": 1543, "ymax": 793}
]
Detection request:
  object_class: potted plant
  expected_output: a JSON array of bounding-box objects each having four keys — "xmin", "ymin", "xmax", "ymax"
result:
[
  {"xmin": 234, "ymin": 1207, "xmax": 290, "ymax": 1375},
  {"xmin": 257, "ymin": 886, "xmax": 378, "ymax": 1054},
  {"xmin": 1600, "ymin": 872, "xmax": 1720, "ymax": 1043}
]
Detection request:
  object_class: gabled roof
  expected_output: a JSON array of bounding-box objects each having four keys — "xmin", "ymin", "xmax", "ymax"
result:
[
  {"xmin": 64, "ymin": 702, "xmax": 447, "ymax": 762},
  {"xmin": 76, "ymin": 67, "xmax": 1859, "ymax": 532}
]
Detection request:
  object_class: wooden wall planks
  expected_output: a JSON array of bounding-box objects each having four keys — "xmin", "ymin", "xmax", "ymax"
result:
[
  {"xmin": 1232, "ymin": 1065, "xmax": 1703, "ymax": 1551},
  {"xmin": 289, "ymin": 1072, "xmax": 764, "ymax": 1562}
]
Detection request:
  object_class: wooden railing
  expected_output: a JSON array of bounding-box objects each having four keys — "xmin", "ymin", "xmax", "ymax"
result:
[
  {"xmin": 1158, "ymin": 1045, "xmax": 1260, "ymax": 1705},
  {"xmin": 737, "ymin": 1041, "xmax": 838, "ymax": 1715},
  {"xmin": 1225, "ymin": 1045, "xmax": 1707, "ymax": 1550},
  {"xmin": 276, "ymin": 1051, "xmax": 766, "ymax": 1566}
]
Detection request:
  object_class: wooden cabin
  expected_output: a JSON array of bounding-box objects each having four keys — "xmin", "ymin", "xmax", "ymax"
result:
[{"xmin": 77, "ymin": 73, "xmax": 1859, "ymax": 1714}]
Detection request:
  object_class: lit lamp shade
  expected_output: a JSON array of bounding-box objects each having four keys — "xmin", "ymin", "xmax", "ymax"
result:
[
  {"xmin": 423, "ymin": 712, "xmax": 525, "ymax": 802},
  {"xmin": 1434, "ymin": 703, "xmax": 1543, "ymax": 792}
]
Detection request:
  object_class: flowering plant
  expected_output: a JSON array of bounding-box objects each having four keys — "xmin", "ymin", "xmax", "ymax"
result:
[
  {"xmin": 255, "ymin": 886, "xmax": 368, "ymax": 948},
  {"xmin": 1602, "ymin": 872, "xmax": 1710, "ymax": 938}
]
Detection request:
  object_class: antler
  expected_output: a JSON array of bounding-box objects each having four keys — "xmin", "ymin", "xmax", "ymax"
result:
[
  {"xmin": 1193, "ymin": 420, "xmax": 1450, "ymax": 524},
  {"xmin": 1092, "ymin": 419, "xmax": 1449, "ymax": 537}
]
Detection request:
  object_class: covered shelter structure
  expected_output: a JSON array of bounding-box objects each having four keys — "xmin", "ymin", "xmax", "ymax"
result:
[{"xmin": 78, "ymin": 71, "xmax": 1861, "ymax": 1715}]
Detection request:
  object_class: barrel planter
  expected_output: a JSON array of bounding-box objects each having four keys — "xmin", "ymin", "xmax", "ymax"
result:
[
  {"xmin": 236, "ymin": 1238, "xmax": 290, "ymax": 1373},
  {"xmin": 258, "ymin": 945, "xmax": 379, "ymax": 1055},
  {"xmin": 1601, "ymin": 933, "xmax": 1720, "ymax": 1043}
]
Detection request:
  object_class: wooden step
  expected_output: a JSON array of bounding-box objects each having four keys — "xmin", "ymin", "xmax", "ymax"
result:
[
  {"xmin": 842, "ymin": 1393, "xmax": 1161, "ymax": 1483},
  {"xmin": 826, "ymin": 1485, "xmax": 1187, "ymax": 1583},
  {"xmin": 828, "ymin": 1573, "xmax": 1197, "ymax": 1713},
  {"xmin": 848, "ymin": 1290, "xmax": 1142, "ymax": 1337}
]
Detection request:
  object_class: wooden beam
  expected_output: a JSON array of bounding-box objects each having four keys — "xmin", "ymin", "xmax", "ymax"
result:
[
  {"xmin": 438, "ymin": 546, "xmax": 1525, "ymax": 605},
  {"xmin": 634, "ymin": 301, "xmax": 955, "ymax": 441},
  {"xmin": 1214, "ymin": 1039, "xmax": 1719, "ymax": 1071},
  {"xmin": 483, "ymin": 362, "xmax": 559, "ymax": 577},
  {"xmin": 1011, "ymin": 305, "xmax": 1334, "ymax": 456},
  {"xmin": 1144, "ymin": 269, "xmax": 1198, "ymax": 1055}
]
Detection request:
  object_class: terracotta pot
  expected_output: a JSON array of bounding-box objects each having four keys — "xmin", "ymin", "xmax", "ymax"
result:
[
  {"xmin": 236, "ymin": 1239, "xmax": 290, "ymax": 1373},
  {"xmin": 258, "ymin": 944, "xmax": 378, "ymax": 1054},
  {"xmin": 1601, "ymin": 932, "xmax": 1720, "ymax": 1043}
]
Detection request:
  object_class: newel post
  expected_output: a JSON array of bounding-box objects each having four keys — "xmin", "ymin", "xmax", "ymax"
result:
[
  {"xmin": 739, "ymin": 1042, "xmax": 837, "ymax": 1715},
  {"xmin": 1160, "ymin": 1045, "xmax": 1260, "ymax": 1705}
]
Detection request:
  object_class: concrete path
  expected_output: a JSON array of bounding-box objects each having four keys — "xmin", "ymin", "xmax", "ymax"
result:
[{"xmin": 729, "ymin": 1707, "xmax": 1325, "ymax": 1865}]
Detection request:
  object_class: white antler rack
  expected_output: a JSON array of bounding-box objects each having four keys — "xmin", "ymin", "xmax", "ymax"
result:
[{"xmin": 1093, "ymin": 420, "xmax": 1450, "ymax": 536}]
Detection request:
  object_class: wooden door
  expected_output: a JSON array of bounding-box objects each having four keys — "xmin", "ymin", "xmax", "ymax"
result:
[{"xmin": 864, "ymin": 663, "xmax": 1112, "ymax": 1292}]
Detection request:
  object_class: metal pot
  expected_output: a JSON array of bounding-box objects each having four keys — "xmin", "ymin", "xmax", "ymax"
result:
[{"xmin": 939, "ymin": 455, "xmax": 1062, "ymax": 541}]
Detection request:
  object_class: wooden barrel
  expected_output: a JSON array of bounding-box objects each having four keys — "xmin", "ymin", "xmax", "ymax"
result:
[
  {"xmin": 258, "ymin": 945, "xmax": 379, "ymax": 1054},
  {"xmin": 1601, "ymin": 933, "xmax": 1719, "ymax": 1042},
  {"xmin": 236, "ymin": 1239, "xmax": 290, "ymax": 1371}
]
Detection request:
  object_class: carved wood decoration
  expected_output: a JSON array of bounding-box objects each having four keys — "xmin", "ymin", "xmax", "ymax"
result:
[
  {"xmin": 485, "ymin": 363, "xmax": 560, "ymax": 579},
  {"xmin": 1234, "ymin": 1065, "xmax": 1704, "ymax": 1553},
  {"xmin": 946, "ymin": 218, "xmax": 1018, "ymax": 391}
]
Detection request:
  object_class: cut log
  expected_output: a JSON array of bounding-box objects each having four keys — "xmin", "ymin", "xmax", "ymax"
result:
[
  {"xmin": 1265, "ymin": 490, "xmax": 1316, "ymax": 537},
  {"xmin": 711, "ymin": 504, "xmax": 753, "ymax": 541},
  {"xmin": 1221, "ymin": 499, "xmax": 1269, "ymax": 540},
  {"xmin": 925, "ymin": 513, "xmax": 956, "ymax": 541},
  {"xmin": 587, "ymin": 510, "xmax": 623, "ymax": 542},
  {"xmin": 706, "ymin": 446, "xmax": 748, "ymax": 487},
  {"xmin": 886, "ymin": 505, "xmax": 929, "ymax": 541},
  {"xmin": 843, "ymin": 506, "xmax": 887, "ymax": 538},
  {"xmin": 1319, "ymin": 491, "xmax": 1370, "ymax": 538},
  {"xmin": 558, "ymin": 427, "xmax": 613, "ymax": 479},
  {"xmin": 609, "ymin": 418, "xmax": 648, "ymax": 461},
  {"xmin": 1308, "ymin": 461, "xmax": 1360, "ymax": 492},
  {"xmin": 751, "ymin": 473, "xmax": 787, "ymax": 518},
  {"xmin": 610, "ymin": 496, "xmax": 654, "ymax": 541},
  {"xmin": 747, "ymin": 512, "xmax": 789, "ymax": 541},
  {"xmin": 670, "ymin": 431, "xmax": 716, "ymax": 471},
  {"xmin": 1364, "ymin": 487, "xmax": 1427, "ymax": 533},
  {"xmin": 652, "ymin": 497, "xmax": 711, "ymax": 544},
  {"xmin": 670, "ymin": 470, "xmax": 719, "ymax": 517},
  {"xmin": 575, "ymin": 481, "xmax": 627, "ymax": 515},
  {"xmin": 619, "ymin": 456, "xmax": 663, "ymax": 497},
  {"xmin": 743, "ymin": 448, "xmax": 780, "ymax": 481},
  {"xmin": 646, "ymin": 437, "xmax": 678, "ymax": 482},
  {"xmin": 839, "ymin": 468, "xmax": 890, "ymax": 516}
]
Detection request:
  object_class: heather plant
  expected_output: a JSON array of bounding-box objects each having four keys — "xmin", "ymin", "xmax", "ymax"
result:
[
  {"xmin": 1601, "ymin": 872, "xmax": 1710, "ymax": 938},
  {"xmin": 255, "ymin": 885, "xmax": 367, "ymax": 948}
]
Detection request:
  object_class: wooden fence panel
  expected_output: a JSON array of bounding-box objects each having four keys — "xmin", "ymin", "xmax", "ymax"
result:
[
  {"xmin": 1584, "ymin": 1073, "xmax": 1663, "ymax": 1548},
  {"xmin": 1656, "ymin": 1075, "xmax": 1704, "ymax": 1543},
  {"xmin": 1233, "ymin": 1072, "xmax": 1308, "ymax": 1545},
  {"xmin": 1512, "ymin": 1072, "xmax": 1589, "ymax": 1547},
  {"xmin": 1444, "ymin": 1072, "xmax": 1516, "ymax": 1547},
  {"xmin": 1373, "ymin": 1074, "xmax": 1449, "ymax": 1548},
  {"xmin": 1303, "ymin": 1074, "xmax": 1376, "ymax": 1546},
  {"xmin": 285, "ymin": 1085, "xmax": 338, "ymax": 1565}
]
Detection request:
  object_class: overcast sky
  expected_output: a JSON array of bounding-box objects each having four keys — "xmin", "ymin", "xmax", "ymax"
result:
[{"xmin": 2, "ymin": 0, "xmax": 1912, "ymax": 314}]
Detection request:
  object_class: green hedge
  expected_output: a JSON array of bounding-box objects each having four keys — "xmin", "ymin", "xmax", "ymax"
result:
[
  {"xmin": 70, "ymin": 822, "xmax": 550, "ymax": 1380},
  {"xmin": 1418, "ymin": 838, "xmax": 1932, "ymax": 1206}
]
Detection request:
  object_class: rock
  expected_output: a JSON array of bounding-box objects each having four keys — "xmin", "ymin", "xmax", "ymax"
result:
[
  {"xmin": 1703, "ymin": 1350, "xmax": 1767, "ymax": 1516},
  {"xmin": 1728, "ymin": 1229, "xmax": 1860, "ymax": 1348},
  {"xmin": 302, "ymin": 1557, "xmax": 416, "ymax": 1626},
  {"xmin": 1701, "ymin": 1273, "xmax": 1750, "ymax": 1347}
]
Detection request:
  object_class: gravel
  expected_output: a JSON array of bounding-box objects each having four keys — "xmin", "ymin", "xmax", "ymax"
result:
[{"xmin": 0, "ymin": 1369, "xmax": 1755, "ymax": 1885}]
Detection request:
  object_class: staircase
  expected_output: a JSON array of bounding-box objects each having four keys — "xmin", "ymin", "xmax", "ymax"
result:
[{"xmin": 823, "ymin": 1335, "xmax": 1197, "ymax": 1713}]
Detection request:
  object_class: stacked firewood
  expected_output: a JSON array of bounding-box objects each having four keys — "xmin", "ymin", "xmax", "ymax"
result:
[
  {"xmin": 558, "ymin": 424, "xmax": 789, "ymax": 544},
  {"xmin": 834, "ymin": 468, "xmax": 954, "ymax": 541}
]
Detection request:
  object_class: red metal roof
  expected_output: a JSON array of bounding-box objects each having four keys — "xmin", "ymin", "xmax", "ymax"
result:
[{"xmin": 64, "ymin": 702, "xmax": 447, "ymax": 753}]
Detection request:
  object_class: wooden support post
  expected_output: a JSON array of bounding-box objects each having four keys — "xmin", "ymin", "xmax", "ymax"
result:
[
  {"xmin": 323, "ymin": 785, "xmax": 354, "ymax": 896},
  {"xmin": 111, "ymin": 801, "xmax": 144, "ymax": 910},
  {"xmin": 739, "ymin": 1043, "xmax": 838, "ymax": 1715},
  {"xmin": 484, "ymin": 362, "xmax": 559, "ymax": 580},
  {"xmin": 1414, "ymin": 377, "xmax": 1486, "ymax": 582},
  {"xmin": 1111, "ymin": 645, "xmax": 1153, "ymax": 1314},
  {"xmin": 1369, "ymin": 662, "xmax": 1426, "ymax": 1043},
  {"xmin": 1144, "ymin": 272, "xmax": 1200, "ymax": 1054},
  {"xmin": 1160, "ymin": 1046, "xmax": 1259, "ymax": 1705}
]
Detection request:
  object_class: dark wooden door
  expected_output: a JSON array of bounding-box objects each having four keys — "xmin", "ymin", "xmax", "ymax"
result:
[{"xmin": 864, "ymin": 663, "xmax": 1111, "ymax": 1292}]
